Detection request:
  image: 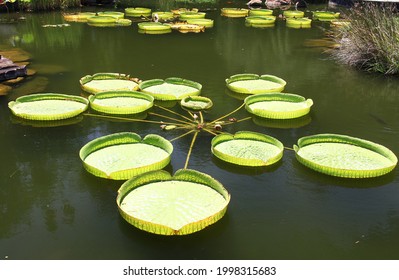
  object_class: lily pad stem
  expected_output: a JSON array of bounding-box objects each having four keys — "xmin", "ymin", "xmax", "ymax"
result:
[
  {"xmin": 222, "ymin": 116, "xmax": 252, "ymax": 126},
  {"xmin": 148, "ymin": 112, "xmax": 193, "ymax": 125},
  {"xmin": 155, "ymin": 104, "xmax": 194, "ymax": 122},
  {"xmin": 210, "ymin": 103, "xmax": 245, "ymax": 124},
  {"xmin": 169, "ymin": 129, "xmax": 195, "ymax": 142},
  {"xmin": 84, "ymin": 113, "xmax": 175, "ymax": 125},
  {"xmin": 184, "ymin": 131, "xmax": 199, "ymax": 169}
]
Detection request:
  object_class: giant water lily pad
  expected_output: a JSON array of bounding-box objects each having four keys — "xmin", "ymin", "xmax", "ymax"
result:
[
  {"xmin": 286, "ymin": 18, "xmax": 312, "ymax": 29},
  {"xmin": 88, "ymin": 90, "xmax": 154, "ymax": 115},
  {"xmin": 249, "ymin": 9, "xmax": 273, "ymax": 16},
  {"xmin": 186, "ymin": 18, "xmax": 214, "ymax": 28},
  {"xmin": 87, "ymin": 16, "xmax": 118, "ymax": 27},
  {"xmin": 245, "ymin": 16, "xmax": 276, "ymax": 28},
  {"xmin": 8, "ymin": 93, "xmax": 89, "ymax": 121},
  {"xmin": 244, "ymin": 92, "xmax": 313, "ymax": 119},
  {"xmin": 137, "ymin": 22, "xmax": 172, "ymax": 34},
  {"xmin": 80, "ymin": 73, "xmax": 140, "ymax": 94},
  {"xmin": 283, "ymin": 10, "xmax": 305, "ymax": 18},
  {"xmin": 294, "ymin": 134, "xmax": 397, "ymax": 178},
  {"xmin": 80, "ymin": 132, "xmax": 173, "ymax": 180},
  {"xmin": 221, "ymin": 8, "xmax": 249, "ymax": 18},
  {"xmin": 211, "ymin": 131, "xmax": 284, "ymax": 167},
  {"xmin": 312, "ymin": 11, "xmax": 340, "ymax": 21},
  {"xmin": 117, "ymin": 169, "xmax": 230, "ymax": 235},
  {"xmin": 139, "ymin": 77, "xmax": 202, "ymax": 100},
  {"xmin": 125, "ymin": 7, "xmax": 152, "ymax": 17},
  {"xmin": 179, "ymin": 12, "xmax": 206, "ymax": 20},
  {"xmin": 226, "ymin": 73, "xmax": 286, "ymax": 94},
  {"xmin": 63, "ymin": 12, "xmax": 96, "ymax": 22}
]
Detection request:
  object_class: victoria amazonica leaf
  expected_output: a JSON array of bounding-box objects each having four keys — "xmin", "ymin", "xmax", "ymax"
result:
[
  {"xmin": 245, "ymin": 93, "xmax": 313, "ymax": 119},
  {"xmin": 8, "ymin": 93, "xmax": 89, "ymax": 121},
  {"xmin": 139, "ymin": 77, "xmax": 202, "ymax": 100},
  {"xmin": 226, "ymin": 74, "xmax": 286, "ymax": 94},
  {"xmin": 80, "ymin": 73, "xmax": 139, "ymax": 94},
  {"xmin": 211, "ymin": 131, "xmax": 284, "ymax": 167},
  {"xmin": 80, "ymin": 132, "xmax": 173, "ymax": 180},
  {"xmin": 294, "ymin": 134, "xmax": 397, "ymax": 178},
  {"xmin": 88, "ymin": 91, "xmax": 154, "ymax": 115},
  {"xmin": 117, "ymin": 169, "xmax": 231, "ymax": 235}
]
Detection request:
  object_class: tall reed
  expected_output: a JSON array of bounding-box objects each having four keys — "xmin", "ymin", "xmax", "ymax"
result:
[{"xmin": 331, "ymin": 3, "xmax": 399, "ymax": 74}]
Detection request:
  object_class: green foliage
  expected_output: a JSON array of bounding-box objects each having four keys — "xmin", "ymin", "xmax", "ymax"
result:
[
  {"xmin": 19, "ymin": 0, "xmax": 81, "ymax": 11},
  {"xmin": 331, "ymin": 3, "xmax": 399, "ymax": 74}
]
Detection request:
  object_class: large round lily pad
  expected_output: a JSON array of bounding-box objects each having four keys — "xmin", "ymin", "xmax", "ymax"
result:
[
  {"xmin": 80, "ymin": 132, "xmax": 173, "ymax": 180},
  {"xmin": 117, "ymin": 169, "xmax": 230, "ymax": 235},
  {"xmin": 88, "ymin": 90, "xmax": 154, "ymax": 115},
  {"xmin": 226, "ymin": 73, "xmax": 286, "ymax": 94},
  {"xmin": 211, "ymin": 131, "xmax": 284, "ymax": 167},
  {"xmin": 80, "ymin": 73, "xmax": 140, "ymax": 94},
  {"xmin": 8, "ymin": 93, "xmax": 89, "ymax": 121},
  {"xmin": 139, "ymin": 77, "xmax": 202, "ymax": 100},
  {"xmin": 221, "ymin": 8, "xmax": 249, "ymax": 18},
  {"xmin": 286, "ymin": 18, "xmax": 312, "ymax": 29},
  {"xmin": 125, "ymin": 7, "xmax": 152, "ymax": 17},
  {"xmin": 137, "ymin": 22, "xmax": 172, "ymax": 34},
  {"xmin": 244, "ymin": 92, "xmax": 313, "ymax": 119},
  {"xmin": 245, "ymin": 16, "xmax": 276, "ymax": 28},
  {"xmin": 312, "ymin": 11, "xmax": 340, "ymax": 21},
  {"xmin": 294, "ymin": 134, "xmax": 397, "ymax": 178}
]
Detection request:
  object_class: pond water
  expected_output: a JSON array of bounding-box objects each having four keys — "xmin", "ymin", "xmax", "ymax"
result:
[{"xmin": 1, "ymin": 2, "xmax": 399, "ymax": 260}]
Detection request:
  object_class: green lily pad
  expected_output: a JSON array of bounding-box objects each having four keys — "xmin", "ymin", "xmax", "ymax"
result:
[
  {"xmin": 249, "ymin": 9, "xmax": 273, "ymax": 16},
  {"xmin": 283, "ymin": 10, "xmax": 305, "ymax": 18},
  {"xmin": 186, "ymin": 18, "xmax": 214, "ymax": 28},
  {"xmin": 8, "ymin": 93, "xmax": 89, "ymax": 121},
  {"xmin": 139, "ymin": 77, "xmax": 202, "ymax": 101},
  {"xmin": 226, "ymin": 73, "xmax": 286, "ymax": 94},
  {"xmin": 125, "ymin": 7, "xmax": 152, "ymax": 17},
  {"xmin": 211, "ymin": 131, "xmax": 284, "ymax": 167},
  {"xmin": 313, "ymin": 11, "xmax": 340, "ymax": 21},
  {"xmin": 179, "ymin": 12, "xmax": 206, "ymax": 20},
  {"xmin": 80, "ymin": 73, "xmax": 140, "ymax": 94},
  {"xmin": 245, "ymin": 16, "xmax": 276, "ymax": 27},
  {"xmin": 117, "ymin": 169, "xmax": 230, "ymax": 235},
  {"xmin": 244, "ymin": 92, "xmax": 313, "ymax": 119},
  {"xmin": 286, "ymin": 17, "xmax": 312, "ymax": 29},
  {"xmin": 80, "ymin": 132, "xmax": 173, "ymax": 180},
  {"xmin": 221, "ymin": 8, "xmax": 249, "ymax": 18},
  {"xmin": 294, "ymin": 134, "xmax": 397, "ymax": 178},
  {"xmin": 88, "ymin": 90, "xmax": 154, "ymax": 115},
  {"xmin": 137, "ymin": 22, "xmax": 172, "ymax": 34},
  {"xmin": 180, "ymin": 96, "xmax": 213, "ymax": 111}
]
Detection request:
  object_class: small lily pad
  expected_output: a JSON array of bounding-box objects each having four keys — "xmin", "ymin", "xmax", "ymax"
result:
[{"xmin": 180, "ymin": 96, "xmax": 213, "ymax": 111}]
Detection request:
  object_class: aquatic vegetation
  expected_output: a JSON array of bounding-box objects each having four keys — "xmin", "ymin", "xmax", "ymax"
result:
[
  {"xmin": 137, "ymin": 22, "xmax": 172, "ymax": 34},
  {"xmin": 249, "ymin": 9, "xmax": 273, "ymax": 17},
  {"xmin": 7, "ymin": 69, "xmax": 397, "ymax": 235},
  {"xmin": 330, "ymin": 2, "xmax": 399, "ymax": 74},
  {"xmin": 186, "ymin": 18, "xmax": 214, "ymax": 28},
  {"xmin": 245, "ymin": 16, "xmax": 276, "ymax": 28}
]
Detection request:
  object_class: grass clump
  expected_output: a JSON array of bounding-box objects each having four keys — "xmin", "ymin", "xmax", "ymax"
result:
[{"xmin": 331, "ymin": 3, "xmax": 399, "ymax": 74}]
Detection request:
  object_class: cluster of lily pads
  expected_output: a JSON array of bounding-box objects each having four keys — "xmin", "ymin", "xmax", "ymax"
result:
[
  {"xmin": 221, "ymin": 7, "xmax": 342, "ymax": 29},
  {"xmin": 62, "ymin": 7, "xmax": 214, "ymax": 33},
  {"xmin": 7, "ymin": 71, "xmax": 397, "ymax": 235}
]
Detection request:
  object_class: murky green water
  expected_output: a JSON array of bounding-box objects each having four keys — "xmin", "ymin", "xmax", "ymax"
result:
[{"xmin": 1, "ymin": 2, "xmax": 399, "ymax": 260}]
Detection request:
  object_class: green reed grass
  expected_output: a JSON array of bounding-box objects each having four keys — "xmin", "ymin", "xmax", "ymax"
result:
[{"xmin": 331, "ymin": 3, "xmax": 399, "ymax": 74}]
